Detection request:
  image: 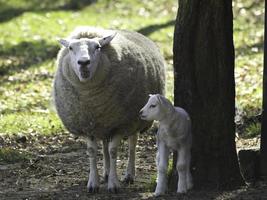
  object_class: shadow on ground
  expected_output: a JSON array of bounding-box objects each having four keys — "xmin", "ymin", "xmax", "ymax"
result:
[
  {"xmin": 137, "ymin": 20, "xmax": 175, "ymax": 36},
  {"xmin": 0, "ymin": 40, "xmax": 58, "ymax": 76},
  {"xmin": 0, "ymin": 0, "xmax": 97, "ymax": 23},
  {"xmin": 0, "ymin": 133, "xmax": 157, "ymax": 199},
  {"xmin": 236, "ymin": 41, "xmax": 264, "ymax": 56},
  {"xmin": 0, "ymin": 132, "xmax": 267, "ymax": 200},
  {"xmin": 0, "ymin": 20, "xmax": 176, "ymax": 77}
]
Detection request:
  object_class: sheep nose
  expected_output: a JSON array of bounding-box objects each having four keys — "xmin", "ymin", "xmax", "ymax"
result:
[
  {"xmin": 78, "ymin": 59, "xmax": 90, "ymax": 66},
  {"xmin": 139, "ymin": 110, "xmax": 143, "ymax": 116}
]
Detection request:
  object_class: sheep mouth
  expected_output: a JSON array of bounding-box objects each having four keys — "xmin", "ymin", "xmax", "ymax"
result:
[
  {"xmin": 80, "ymin": 69, "xmax": 90, "ymax": 79},
  {"xmin": 140, "ymin": 115, "xmax": 147, "ymax": 120}
]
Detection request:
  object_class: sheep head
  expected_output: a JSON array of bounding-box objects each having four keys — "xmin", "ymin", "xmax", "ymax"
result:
[
  {"xmin": 140, "ymin": 94, "xmax": 172, "ymax": 121},
  {"xmin": 59, "ymin": 32, "xmax": 116, "ymax": 82},
  {"xmin": 139, "ymin": 94, "xmax": 162, "ymax": 121}
]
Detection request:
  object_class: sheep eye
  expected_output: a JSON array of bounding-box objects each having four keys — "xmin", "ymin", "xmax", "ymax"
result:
[
  {"xmin": 95, "ymin": 45, "xmax": 101, "ymax": 50},
  {"xmin": 69, "ymin": 46, "xmax": 73, "ymax": 51},
  {"xmin": 149, "ymin": 104, "xmax": 156, "ymax": 108}
]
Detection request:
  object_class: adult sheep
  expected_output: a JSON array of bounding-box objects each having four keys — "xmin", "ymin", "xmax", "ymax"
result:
[{"xmin": 53, "ymin": 26, "xmax": 165, "ymax": 193}]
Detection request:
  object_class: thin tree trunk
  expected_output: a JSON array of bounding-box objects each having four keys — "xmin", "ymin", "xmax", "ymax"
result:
[
  {"xmin": 173, "ymin": 0, "xmax": 244, "ymax": 189},
  {"xmin": 261, "ymin": 0, "xmax": 267, "ymax": 178}
]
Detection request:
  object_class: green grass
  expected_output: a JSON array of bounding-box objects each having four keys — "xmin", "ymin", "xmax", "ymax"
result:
[
  {"xmin": 234, "ymin": 0, "xmax": 264, "ymax": 114},
  {"xmin": 0, "ymin": 0, "xmax": 177, "ymax": 136},
  {"xmin": 0, "ymin": 0, "xmax": 264, "ymax": 138},
  {"xmin": 242, "ymin": 122, "xmax": 261, "ymax": 139},
  {"xmin": 0, "ymin": 112, "xmax": 64, "ymax": 135},
  {"xmin": 0, "ymin": 147, "xmax": 32, "ymax": 163},
  {"xmin": 145, "ymin": 157, "xmax": 175, "ymax": 192}
]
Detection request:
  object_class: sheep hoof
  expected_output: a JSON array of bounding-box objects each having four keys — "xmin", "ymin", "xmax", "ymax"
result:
[
  {"xmin": 108, "ymin": 179, "xmax": 120, "ymax": 193},
  {"xmin": 177, "ymin": 189, "xmax": 187, "ymax": 194},
  {"xmin": 154, "ymin": 185, "xmax": 166, "ymax": 197},
  {"xmin": 187, "ymin": 182, "xmax": 193, "ymax": 190},
  {"xmin": 87, "ymin": 178, "xmax": 100, "ymax": 193},
  {"xmin": 123, "ymin": 174, "xmax": 134, "ymax": 184},
  {"xmin": 87, "ymin": 186, "xmax": 99, "ymax": 193},
  {"xmin": 154, "ymin": 192, "xmax": 163, "ymax": 197}
]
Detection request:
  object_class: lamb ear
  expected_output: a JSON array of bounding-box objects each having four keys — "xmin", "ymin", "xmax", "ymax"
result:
[
  {"xmin": 59, "ymin": 39, "xmax": 70, "ymax": 48},
  {"xmin": 99, "ymin": 32, "xmax": 117, "ymax": 47},
  {"xmin": 156, "ymin": 94, "xmax": 163, "ymax": 104},
  {"xmin": 156, "ymin": 94, "xmax": 167, "ymax": 106}
]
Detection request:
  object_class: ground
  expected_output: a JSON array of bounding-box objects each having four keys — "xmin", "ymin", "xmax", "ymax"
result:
[
  {"xmin": 1, "ymin": 131, "xmax": 267, "ymax": 200},
  {"xmin": 0, "ymin": 0, "xmax": 265, "ymax": 199}
]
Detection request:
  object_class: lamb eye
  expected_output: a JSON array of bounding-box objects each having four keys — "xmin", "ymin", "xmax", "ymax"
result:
[
  {"xmin": 69, "ymin": 46, "xmax": 73, "ymax": 51},
  {"xmin": 149, "ymin": 104, "xmax": 156, "ymax": 108},
  {"xmin": 95, "ymin": 45, "xmax": 101, "ymax": 50}
]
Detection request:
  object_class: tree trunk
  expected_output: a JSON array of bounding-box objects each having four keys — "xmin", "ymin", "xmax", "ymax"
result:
[
  {"xmin": 173, "ymin": 0, "xmax": 244, "ymax": 189},
  {"xmin": 261, "ymin": 0, "xmax": 267, "ymax": 178}
]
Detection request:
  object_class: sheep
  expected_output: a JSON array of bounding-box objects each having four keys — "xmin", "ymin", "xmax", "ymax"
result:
[
  {"xmin": 139, "ymin": 94, "xmax": 193, "ymax": 196},
  {"xmin": 53, "ymin": 26, "xmax": 165, "ymax": 193}
]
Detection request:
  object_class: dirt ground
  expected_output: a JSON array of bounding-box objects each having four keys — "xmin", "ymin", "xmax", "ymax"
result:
[{"xmin": 0, "ymin": 131, "xmax": 267, "ymax": 200}]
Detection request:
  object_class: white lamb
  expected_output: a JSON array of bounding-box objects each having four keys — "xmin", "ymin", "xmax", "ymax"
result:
[{"xmin": 139, "ymin": 94, "xmax": 193, "ymax": 196}]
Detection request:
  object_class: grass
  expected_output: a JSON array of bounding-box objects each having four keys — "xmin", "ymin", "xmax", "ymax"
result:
[
  {"xmin": 0, "ymin": 0, "xmax": 264, "ymax": 139},
  {"xmin": 145, "ymin": 156, "xmax": 176, "ymax": 192},
  {"xmin": 0, "ymin": 0, "xmax": 177, "ymax": 136},
  {"xmin": 0, "ymin": 112, "xmax": 64, "ymax": 135},
  {"xmin": 233, "ymin": 0, "xmax": 264, "ymax": 114},
  {"xmin": 243, "ymin": 122, "xmax": 261, "ymax": 139},
  {"xmin": 0, "ymin": 147, "xmax": 32, "ymax": 163}
]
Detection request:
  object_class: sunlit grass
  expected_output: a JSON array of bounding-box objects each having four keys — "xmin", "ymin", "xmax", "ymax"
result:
[
  {"xmin": 0, "ymin": 112, "xmax": 64, "ymax": 135},
  {"xmin": 233, "ymin": 0, "xmax": 264, "ymax": 115},
  {"xmin": 0, "ymin": 60, "xmax": 54, "ymax": 113},
  {"xmin": 0, "ymin": 0, "xmax": 264, "ymax": 137},
  {"xmin": 243, "ymin": 122, "xmax": 261, "ymax": 139},
  {"xmin": 0, "ymin": 0, "xmax": 177, "ymax": 136}
]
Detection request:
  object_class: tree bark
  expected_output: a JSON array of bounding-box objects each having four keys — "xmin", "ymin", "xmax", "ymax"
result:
[
  {"xmin": 261, "ymin": 0, "xmax": 267, "ymax": 178},
  {"xmin": 173, "ymin": 0, "xmax": 244, "ymax": 189}
]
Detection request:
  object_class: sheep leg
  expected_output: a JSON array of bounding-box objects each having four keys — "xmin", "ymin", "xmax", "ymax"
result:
[
  {"xmin": 87, "ymin": 136, "xmax": 100, "ymax": 193},
  {"xmin": 155, "ymin": 141, "xmax": 169, "ymax": 196},
  {"xmin": 186, "ymin": 148, "xmax": 193, "ymax": 190},
  {"xmin": 123, "ymin": 133, "xmax": 137, "ymax": 184},
  {"xmin": 108, "ymin": 134, "xmax": 122, "ymax": 193},
  {"xmin": 102, "ymin": 139, "xmax": 110, "ymax": 182},
  {"xmin": 176, "ymin": 146, "xmax": 187, "ymax": 194}
]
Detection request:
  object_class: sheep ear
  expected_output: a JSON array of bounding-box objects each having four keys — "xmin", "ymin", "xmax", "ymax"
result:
[
  {"xmin": 157, "ymin": 94, "xmax": 167, "ymax": 106},
  {"xmin": 156, "ymin": 94, "xmax": 163, "ymax": 104},
  {"xmin": 158, "ymin": 95, "xmax": 173, "ymax": 109},
  {"xmin": 99, "ymin": 32, "xmax": 116, "ymax": 47},
  {"xmin": 59, "ymin": 39, "xmax": 70, "ymax": 47}
]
